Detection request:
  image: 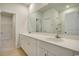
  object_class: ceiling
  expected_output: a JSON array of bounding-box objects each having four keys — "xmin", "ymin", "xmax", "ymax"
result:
[
  {"xmin": 22, "ymin": 3, "xmax": 79, "ymax": 12},
  {"xmin": 38, "ymin": 3, "xmax": 79, "ymax": 12}
]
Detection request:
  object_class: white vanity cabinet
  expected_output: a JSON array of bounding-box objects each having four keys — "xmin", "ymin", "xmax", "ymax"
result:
[
  {"xmin": 38, "ymin": 40, "xmax": 74, "ymax": 56},
  {"xmin": 20, "ymin": 34, "xmax": 79, "ymax": 56},
  {"xmin": 20, "ymin": 34, "xmax": 37, "ymax": 56}
]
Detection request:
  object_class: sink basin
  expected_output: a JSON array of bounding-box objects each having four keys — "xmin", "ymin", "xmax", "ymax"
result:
[{"xmin": 46, "ymin": 37, "xmax": 63, "ymax": 42}]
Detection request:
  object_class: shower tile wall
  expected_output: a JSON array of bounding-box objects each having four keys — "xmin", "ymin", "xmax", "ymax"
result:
[
  {"xmin": 28, "ymin": 11, "xmax": 42, "ymax": 32},
  {"xmin": 42, "ymin": 8, "xmax": 59, "ymax": 33}
]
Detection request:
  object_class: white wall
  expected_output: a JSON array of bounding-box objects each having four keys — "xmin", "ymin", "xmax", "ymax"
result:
[{"xmin": 0, "ymin": 3, "xmax": 28, "ymax": 47}]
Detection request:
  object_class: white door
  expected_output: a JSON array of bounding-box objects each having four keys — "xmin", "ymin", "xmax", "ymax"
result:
[{"xmin": 0, "ymin": 13, "xmax": 15, "ymax": 51}]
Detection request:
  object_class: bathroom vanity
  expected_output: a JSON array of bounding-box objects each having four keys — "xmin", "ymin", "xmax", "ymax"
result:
[
  {"xmin": 19, "ymin": 33, "xmax": 79, "ymax": 56},
  {"xmin": 21, "ymin": 4, "xmax": 79, "ymax": 56}
]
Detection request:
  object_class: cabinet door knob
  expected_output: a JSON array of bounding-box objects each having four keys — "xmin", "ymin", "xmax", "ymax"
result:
[{"xmin": 45, "ymin": 53, "xmax": 47, "ymax": 56}]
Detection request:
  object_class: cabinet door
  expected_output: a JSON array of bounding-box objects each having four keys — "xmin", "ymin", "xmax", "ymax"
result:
[
  {"xmin": 20, "ymin": 35, "xmax": 25, "ymax": 49},
  {"xmin": 39, "ymin": 47, "xmax": 47, "ymax": 56},
  {"xmin": 25, "ymin": 36, "xmax": 37, "ymax": 56},
  {"xmin": 20, "ymin": 35, "xmax": 28, "ymax": 54},
  {"xmin": 20, "ymin": 35, "xmax": 37, "ymax": 56},
  {"xmin": 73, "ymin": 52, "xmax": 79, "ymax": 56},
  {"xmin": 39, "ymin": 47, "xmax": 56, "ymax": 56},
  {"xmin": 39, "ymin": 40, "xmax": 73, "ymax": 56}
]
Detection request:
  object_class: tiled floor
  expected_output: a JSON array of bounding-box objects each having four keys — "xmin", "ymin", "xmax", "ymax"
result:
[{"xmin": 0, "ymin": 48, "xmax": 27, "ymax": 56}]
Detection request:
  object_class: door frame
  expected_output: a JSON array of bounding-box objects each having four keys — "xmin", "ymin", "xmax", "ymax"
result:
[{"xmin": 0, "ymin": 10, "xmax": 16, "ymax": 49}]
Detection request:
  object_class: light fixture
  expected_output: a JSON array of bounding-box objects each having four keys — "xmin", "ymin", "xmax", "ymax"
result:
[{"xmin": 66, "ymin": 5, "xmax": 70, "ymax": 8}]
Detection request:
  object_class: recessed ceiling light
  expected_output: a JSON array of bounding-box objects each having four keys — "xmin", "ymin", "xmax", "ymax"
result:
[{"xmin": 66, "ymin": 5, "xmax": 70, "ymax": 8}]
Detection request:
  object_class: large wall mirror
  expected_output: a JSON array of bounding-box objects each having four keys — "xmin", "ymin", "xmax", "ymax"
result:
[{"xmin": 28, "ymin": 3, "xmax": 79, "ymax": 35}]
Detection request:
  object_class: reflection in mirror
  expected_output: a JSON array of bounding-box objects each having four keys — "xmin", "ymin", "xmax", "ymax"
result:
[
  {"xmin": 36, "ymin": 18, "xmax": 42, "ymax": 32},
  {"xmin": 64, "ymin": 10, "xmax": 79, "ymax": 35},
  {"xmin": 28, "ymin": 3, "xmax": 79, "ymax": 35}
]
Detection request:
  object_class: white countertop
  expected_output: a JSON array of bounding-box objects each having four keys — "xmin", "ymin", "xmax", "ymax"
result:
[{"xmin": 20, "ymin": 33, "xmax": 79, "ymax": 52}]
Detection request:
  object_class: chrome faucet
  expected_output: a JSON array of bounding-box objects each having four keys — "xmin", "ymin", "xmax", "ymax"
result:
[
  {"xmin": 56, "ymin": 28, "xmax": 60, "ymax": 38},
  {"xmin": 56, "ymin": 34, "xmax": 60, "ymax": 38}
]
